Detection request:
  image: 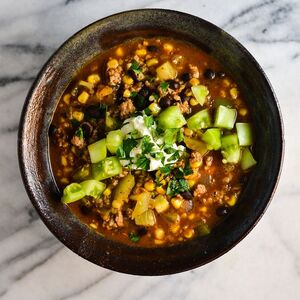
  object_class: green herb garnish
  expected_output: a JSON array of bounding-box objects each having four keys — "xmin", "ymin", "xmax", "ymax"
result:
[
  {"xmin": 136, "ymin": 156, "xmax": 150, "ymax": 170},
  {"xmin": 141, "ymin": 136, "xmax": 154, "ymax": 154},
  {"xmin": 160, "ymin": 82, "xmax": 169, "ymax": 92},
  {"xmin": 167, "ymin": 178, "xmax": 190, "ymax": 196},
  {"xmin": 74, "ymin": 127, "xmax": 84, "ymax": 140},
  {"xmin": 129, "ymin": 231, "xmax": 140, "ymax": 243},
  {"xmin": 160, "ymin": 165, "xmax": 172, "ymax": 175},
  {"xmin": 131, "ymin": 60, "xmax": 141, "ymax": 73},
  {"xmin": 144, "ymin": 115, "xmax": 154, "ymax": 128}
]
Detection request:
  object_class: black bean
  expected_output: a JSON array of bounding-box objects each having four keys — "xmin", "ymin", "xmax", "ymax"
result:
[
  {"xmin": 203, "ymin": 69, "xmax": 216, "ymax": 80},
  {"xmin": 48, "ymin": 124, "xmax": 57, "ymax": 137},
  {"xmin": 216, "ymin": 206, "xmax": 230, "ymax": 217},
  {"xmin": 146, "ymin": 45, "xmax": 158, "ymax": 52},
  {"xmin": 180, "ymin": 72, "xmax": 191, "ymax": 82},
  {"xmin": 81, "ymin": 122, "xmax": 93, "ymax": 138},
  {"xmin": 217, "ymin": 71, "xmax": 226, "ymax": 79},
  {"xmin": 139, "ymin": 86, "xmax": 151, "ymax": 99},
  {"xmin": 116, "ymin": 85, "xmax": 125, "ymax": 104},
  {"xmin": 85, "ymin": 105, "xmax": 106, "ymax": 119},
  {"xmin": 159, "ymin": 95, "xmax": 173, "ymax": 109},
  {"xmin": 136, "ymin": 227, "xmax": 148, "ymax": 236},
  {"xmin": 167, "ymin": 80, "xmax": 180, "ymax": 90},
  {"xmin": 181, "ymin": 191, "xmax": 193, "ymax": 200}
]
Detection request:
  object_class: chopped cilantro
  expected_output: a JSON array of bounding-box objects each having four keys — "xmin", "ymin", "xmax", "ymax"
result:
[
  {"xmin": 160, "ymin": 165, "xmax": 172, "ymax": 175},
  {"xmin": 131, "ymin": 91, "xmax": 138, "ymax": 98},
  {"xmin": 117, "ymin": 138, "xmax": 138, "ymax": 159},
  {"xmin": 182, "ymin": 163, "xmax": 193, "ymax": 176},
  {"xmin": 144, "ymin": 115, "xmax": 154, "ymax": 128},
  {"xmin": 152, "ymin": 92, "xmax": 159, "ymax": 100},
  {"xmin": 74, "ymin": 127, "xmax": 84, "ymax": 140},
  {"xmin": 167, "ymin": 178, "xmax": 190, "ymax": 196},
  {"xmin": 160, "ymin": 82, "xmax": 169, "ymax": 92},
  {"xmin": 129, "ymin": 232, "xmax": 140, "ymax": 243},
  {"xmin": 168, "ymin": 150, "xmax": 180, "ymax": 162},
  {"xmin": 116, "ymin": 144, "xmax": 126, "ymax": 159},
  {"xmin": 136, "ymin": 156, "xmax": 150, "ymax": 170},
  {"xmin": 144, "ymin": 107, "xmax": 151, "ymax": 115},
  {"xmin": 141, "ymin": 136, "xmax": 154, "ymax": 154},
  {"xmin": 131, "ymin": 60, "xmax": 141, "ymax": 73}
]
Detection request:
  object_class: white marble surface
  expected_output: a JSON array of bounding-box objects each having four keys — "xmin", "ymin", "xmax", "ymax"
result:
[{"xmin": 0, "ymin": 0, "xmax": 299, "ymax": 299}]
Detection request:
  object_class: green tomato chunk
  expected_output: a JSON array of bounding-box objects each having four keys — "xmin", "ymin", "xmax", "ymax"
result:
[
  {"xmin": 187, "ymin": 109, "xmax": 211, "ymax": 130},
  {"xmin": 80, "ymin": 180, "xmax": 106, "ymax": 198},
  {"xmin": 62, "ymin": 183, "xmax": 85, "ymax": 203},
  {"xmin": 106, "ymin": 130, "xmax": 123, "ymax": 154},
  {"xmin": 88, "ymin": 138, "xmax": 107, "ymax": 163},
  {"xmin": 214, "ymin": 105, "xmax": 237, "ymax": 129},
  {"xmin": 202, "ymin": 128, "xmax": 222, "ymax": 150},
  {"xmin": 158, "ymin": 106, "xmax": 186, "ymax": 129},
  {"xmin": 236, "ymin": 123, "xmax": 253, "ymax": 146},
  {"xmin": 191, "ymin": 85, "xmax": 209, "ymax": 106},
  {"xmin": 92, "ymin": 156, "xmax": 122, "ymax": 180},
  {"xmin": 241, "ymin": 147, "xmax": 257, "ymax": 170}
]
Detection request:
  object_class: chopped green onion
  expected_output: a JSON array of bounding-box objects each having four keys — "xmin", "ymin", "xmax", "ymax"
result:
[
  {"xmin": 214, "ymin": 105, "xmax": 237, "ymax": 129},
  {"xmin": 191, "ymin": 85, "xmax": 209, "ymax": 106},
  {"xmin": 236, "ymin": 123, "xmax": 253, "ymax": 146}
]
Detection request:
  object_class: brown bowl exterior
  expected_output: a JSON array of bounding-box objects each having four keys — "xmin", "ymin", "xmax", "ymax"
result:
[{"xmin": 18, "ymin": 9, "xmax": 284, "ymax": 275}]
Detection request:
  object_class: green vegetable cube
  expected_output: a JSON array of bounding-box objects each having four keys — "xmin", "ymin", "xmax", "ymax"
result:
[
  {"xmin": 236, "ymin": 123, "xmax": 253, "ymax": 146},
  {"xmin": 221, "ymin": 134, "xmax": 241, "ymax": 164},
  {"xmin": 202, "ymin": 128, "xmax": 222, "ymax": 150},
  {"xmin": 191, "ymin": 85, "xmax": 209, "ymax": 106},
  {"xmin": 62, "ymin": 183, "xmax": 85, "ymax": 203},
  {"xmin": 158, "ymin": 106, "xmax": 186, "ymax": 129},
  {"xmin": 80, "ymin": 180, "xmax": 106, "ymax": 198},
  {"xmin": 187, "ymin": 109, "xmax": 211, "ymax": 130},
  {"xmin": 88, "ymin": 138, "xmax": 107, "ymax": 163},
  {"xmin": 106, "ymin": 130, "xmax": 123, "ymax": 154},
  {"xmin": 214, "ymin": 105, "xmax": 237, "ymax": 129},
  {"xmin": 240, "ymin": 147, "xmax": 257, "ymax": 170}
]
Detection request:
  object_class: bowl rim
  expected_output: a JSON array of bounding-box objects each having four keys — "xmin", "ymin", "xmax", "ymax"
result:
[{"xmin": 18, "ymin": 8, "xmax": 284, "ymax": 275}]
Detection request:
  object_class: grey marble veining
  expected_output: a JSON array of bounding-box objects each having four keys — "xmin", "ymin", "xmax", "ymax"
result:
[{"xmin": 0, "ymin": 0, "xmax": 299, "ymax": 299}]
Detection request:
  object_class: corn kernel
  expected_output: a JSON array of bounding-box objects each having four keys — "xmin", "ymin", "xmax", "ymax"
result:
[
  {"xmin": 222, "ymin": 79, "xmax": 230, "ymax": 87},
  {"xmin": 154, "ymin": 239, "xmax": 165, "ymax": 245},
  {"xmin": 115, "ymin": 47, "xmax": 124, "ymax": 57},
  {"xmin": 72, "ymin": 111, "xmax": 84, "ymax": 122},
  {"xmin": 186, "ymin": 90, "xmax": 193, "ymax": 97},
  {"xmin": 227, "ymin": 195, "xmax": 237, "ymax": 206},
  {"xmin": 61, "ymin": 156, "xmax": 68, "ymax": 167},
  {"xmin": 184, "ymin": 228, "xmax": 195, "ymax": 239},
  {"xmin": 190, "ymin": 98, "xmax": 198, "ymax": 106},
  {"xmin": 184, "ymin": 127, "xmax": 193, "ymax": 137},
  {"xmin": 190, "ymin": 161, "xmax": 202, "ymax": 169},
  {"xmin": 122, "ymin": 75, "xmax": 134, "ymax": 85},
  {"xmin": 148, "ymin": 102, "xmax": 161, "ymax": 116},
  {"xmin": 60, "ymin": 177, "xmax": 69, "ymax": 184},
  {"xmin": 90, "ymin": 223, "xmax": 98, "ymax": 230},
  {"xmin": 170, "ymin": 223, "xmax": 180, "ymax": 234},
  {"xmin": 156, "ymin": 186, "xmax": 166, "ymax": 195},
  {"xmin": 107, "ymin": 58, "xmax": 119, "ymax": 69},
  {"xmin": 199, "ymin": 206, "xmax": 208, "ymax": 213},
  {"xmin": 97, "ymin": 86, "xmax": 113, "ymax": 98},
  {"xmin": 189, "ymin": 78, "xmax": 200, "ymax": 86},
  {"xmin": 188, "ymin": 179, "xmax": 196, "ymax": 188},
  {"xmin": 123, "ymin": 89, "xmax": 131, "ymax": 98},
  {"xmin": 146, "ymin": 58, "xmax": 159, "ymax": 67},
  {"xmin": 78, "ymin": 91, "xmax": 89, "ymax": 104},
  {"xmin": 135, "ymin": 48, "xmax": 147, "ymax": 57},
  {"xmin": 171, "ymin": 198, "xmax": 183, "ymax": 209},
  {"xmin": 163, "ymin": 43, "xmax": 174, "ymax": 52},
  {"xmin": 87, "ymin": 74, "xmax": 101, "ymax": 85},
  {"xmin": 63, "ymin": 94, "xmax": 71, "ymax": 104},
  {"xmin": 230, "ymin": 87, "xmax": 238, "ymax": 99},
  {"xmin": 144, "ymin": 181, "xmax": 155, "ymax": 192},
  {"xmin": 103, "ymin": 188, "xmax": 111, "ymax": 197},
  {"xmin": 181, "ymin": 213, "xmax": 187, "ymax": 219},
  {"xmin": 188, "ymin": 213, "xmax": 195, "ymax": 220},
  {"xmin": 239, "ymin": 108, "xmax": 248, "ymax": 116},
  {"xmin": 155, "ymin": 228, "xmax": 165, "ymax": 240}
]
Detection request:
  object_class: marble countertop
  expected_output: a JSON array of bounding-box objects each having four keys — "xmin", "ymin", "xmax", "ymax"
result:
[{"xmin": 0, "ymin": 0, "xmax": 299, "ymax": 299}]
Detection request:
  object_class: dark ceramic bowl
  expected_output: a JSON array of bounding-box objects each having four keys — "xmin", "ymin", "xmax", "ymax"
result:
[{"xmin": 18, "ymin": 9, "xmax": 284, "ymax": 275}]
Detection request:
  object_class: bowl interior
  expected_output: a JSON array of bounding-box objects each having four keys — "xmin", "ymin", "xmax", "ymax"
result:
[{"xmin": 19, "ymin": 9, "xmax": 283, "ymax": 275}]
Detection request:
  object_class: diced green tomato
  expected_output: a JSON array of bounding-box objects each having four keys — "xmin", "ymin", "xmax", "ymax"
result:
[
  {"xmin": 202, "ymin": 128, "xmax": 222, "ymax": 150},
  {"xmin": 213, "ymin": 97, "xmax": 232, "ymax": 108},
  {"xmin": 195, "ymin": 223, "xmax": 211, "ymax": 236},
  {"xmin": 214, "ymin": 105, "xmax": 237, "ymax": 129},
  {"xmin": 187, "ymin": 109, "xmax": 211, "ymax": 130},
  {"xmin": 135, "ymin": 209, "xmax": 156, "ymax": 226},
  {"xmin": 132, "ymin": 192, "xmax": 150, "ymax": 219},
  {"xmin": 92, "ymin": 156, "xmax": 122, "ymax": 180},
  {"xmin": 156, "ymin": 61, "xmax": 177, "ymax": 81},
  {"xmin": 112, "ymin": 174, "xmax": 135, "ymax": 207},
  {"xmin": 72, "ymin": 164, "xmax": 92, "ymax": 182},
  {"xmin": 184, "ymin": 136, "xmax": 208, "ymax": 156},
  {"xmin": 241, "ymin": 147, "xmax": 257, "ymax": 170},
  {"xmin": 236, "ymin": 123, "xmax": 254, "ymax": 146},
  {"xmin": 154, "ymin": 195, "xmax": 170, "ymax": 213},
  {"xmin": 105, "ymin": 112, "xmax": 118, "ymax": 130},
  {"xmin": 80, "ymin": 180, "xmax": 106, "ymax": 198},
  {"xmin": 106, "ymin": 130, "xmax": 123, "ymax": 154},
  {"xmin": 61, "ymin": 183, "xmax": 85, "ymax": 203},
  {"xmin": 158, "ymin": 106, "xmax": 186, "ymax": 129},
  {"xmin": 88, "ymin": 138, "xmax": 107, "ymax": 163},
  {"xmin": 191, "ymin": 85, "xmax": 209, "ymax": 106},
  {"xmin": 221, "ymin": 134, "xmax": 241, "ymax": 164}
]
